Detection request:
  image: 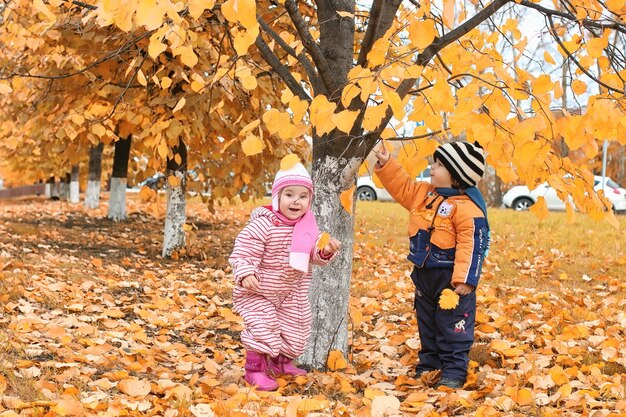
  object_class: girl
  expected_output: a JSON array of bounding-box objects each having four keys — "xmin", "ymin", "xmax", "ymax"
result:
[{"xmin": 229, "ymin": 162, "xmax": 341, "ymax": 391}]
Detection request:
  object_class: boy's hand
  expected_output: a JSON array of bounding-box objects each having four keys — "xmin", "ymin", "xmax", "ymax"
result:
[
  {"xmin": 374, "ymin": 145, "xmax": 391, "ymax": 167},
  {"xmin": 322, "ymin": 237, "xmax": 341, "ymax": 255},
  {"xmin": 454, "ymin": 283, "xmax": 473, "ymax": 295},
  {"xmin": 241, "ymin": 275, "xmax": 260, "ymax": 292}
]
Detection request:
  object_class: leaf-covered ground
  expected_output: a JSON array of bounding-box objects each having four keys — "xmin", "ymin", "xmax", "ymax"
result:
[{"xmin": 0, "ymin": 196, "xmax": 625, "ymax": 417}]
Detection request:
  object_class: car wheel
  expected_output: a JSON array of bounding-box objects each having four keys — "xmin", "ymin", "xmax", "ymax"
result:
[
  {"xmin": 357, "ymin": 186, "xmax": 377, "ymax": 201},
  {"xmin": 513, "ymin": 197, "xmax": 533, "ymax": 211}
]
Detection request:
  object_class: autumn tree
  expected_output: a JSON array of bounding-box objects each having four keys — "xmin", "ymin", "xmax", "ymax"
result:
[{"xmin": 1, "ymin": 0, "xmax": 625, "ymax": 370}]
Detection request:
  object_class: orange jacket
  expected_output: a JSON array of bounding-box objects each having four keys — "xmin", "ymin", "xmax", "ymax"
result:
[{"xmin": 375, "ymin": 158, "xmax": 489, "ymax": 288}]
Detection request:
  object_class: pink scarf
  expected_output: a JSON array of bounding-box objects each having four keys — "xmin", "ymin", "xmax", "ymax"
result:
[{"xmin": 265, "ymin": 205, "xmax": 319, "ymax": 272}]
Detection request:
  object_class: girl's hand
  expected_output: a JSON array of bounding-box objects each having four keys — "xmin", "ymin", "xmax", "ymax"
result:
[
  {"xmin": 374, "ymin": 145, "xmax": 391, "ymax": 167},
  {"xmin": 454, "ymin": 283, "xmax": 473, "ymax": 295},
  {"xmin": 241, "ymin": 275, "xmax": 260, "ymax": 292},
  {"xmin": 322, "ymin": 237, "xmax": 342, "ymax": 255}
]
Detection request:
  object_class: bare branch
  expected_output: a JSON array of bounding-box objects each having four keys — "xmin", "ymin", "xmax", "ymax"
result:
[
  {"xmin": 518, "ymin": 0, "xmax": 626, "ymax": 34},
  {"xmin": 283, "ymin": 0, "xmax": 334, "ymax": 94},
  {"xmin": 257, "ymin": 16, "xmax": 325, "ymax": 95},
  {"xmin": 386, "ymin": 129, "xmax": 446, "ymax": 141},
  {"xmin": 546, "ymin": 15, "xmax": 624, "ymax": 94},
  {"xmin": 254, "ymin": 34, "xmax": 312, "ymax": 102},
  {"xmin": 356, "ymin": 0, "xmax": 403, "ymax": 68},
  {"xmin": 60, "ymin": 0, "xmax": 97, "ymax": 11}
]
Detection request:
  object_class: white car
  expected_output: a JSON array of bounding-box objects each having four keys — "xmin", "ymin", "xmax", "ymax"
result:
[
  {"xmin": 357, "ymin": 169, "xmax": 431, "ymax": 202},
  {"xmin": 502, "ymin": 175, "xmax": 626, "ymax": 213}
]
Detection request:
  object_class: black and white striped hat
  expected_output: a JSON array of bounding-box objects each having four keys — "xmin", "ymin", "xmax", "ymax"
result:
[{"xmin": 433, "ymin": 141, "xmax": 485, "ymax": 188}]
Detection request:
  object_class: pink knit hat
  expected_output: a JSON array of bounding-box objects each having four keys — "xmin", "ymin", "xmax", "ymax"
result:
[{"xmin": 271, "ymin": 163, "xmax": 313, "ymax": 211}]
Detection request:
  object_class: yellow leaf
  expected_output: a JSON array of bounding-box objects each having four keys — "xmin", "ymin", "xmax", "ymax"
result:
[
  {"xmin": 91, "ymin": 124, "xmax": 106, "ymax": 137},
  {"xmin": 241, "ymin": 135, "xmax": 264, "ymax": 156},
  {"xmin": 188, "ymin": 0, "xmax": 215, "ymax": 20},
  {"xmin": 137, "ymin": 69, "xmax": 147, "ymax": 87},
  {"xmin": 586, "ymin": 36, "xmax": 608, "ymax": 58},
  {"xmin": 529, "ymin": 196, "xmax": 549, "ymax": 220},
  {"xmin": 358, "ymin": 161, "xmax": 370, "ymax": 177},
  {"xmin": 340, "ymin": 185, "xmax": 355, "ymax": 215},
  {"xmin": 148, "ymin": 34, "xmax": 167, "ymax": 60},
  {"xmin": 363, "ymin": 103, "xmax": 388, "ymax": 131},
  {"xmin": 0, "ymin": 83, "xmax": 13, "ymax": 95},
  {"xmin": 298, "ymin": 398, "xmax": 330, "ymax": 412},
  {"xmin": 234, "ymin": 27, "xmax": 259, "ymax": 56},
  {"xmin": 549, "ymin": 366, "xmax": 569, "ymax": 385},
  {"xmin": 439, "ymin": 289, "xmax": 459, "ymax": 309},
  {"xmin": 309, "ymin": 95, "xmax": 337, "ymax": 135},
  {"xmin": 51, "ymin": 398, "xmax": 84, "ymax": 416},
  {"xmin": 177, "ymin": 45, "xmax": 198, "ymax": 67},
  {"xmin": 280, "ymin": 154, "xmax": 301, "ymax": 171},
  {"xmin": 336, "ymin": 10, "xmax": 354, "ymax": 18},
  {"xmin": 408, "ymin": 19, "xmax": 436, "ymax": 50},
  {"xmin": 135, "ymin": 0, "xmax": 164, "ymax": 30},
  {"xmin": 113, "ymin": 2, "xmax": 135, "ymax": 32},
  {"xmin": 571, "ymin": 79, "xmax": 587, "ymax": 95},
  {"xmin": 160, "ymin": 76, "xmax": 172, "ymax": 89},
  {"xmin": 332, "ymin": 110, "xmax": 359, "ymax": 133},
  {"xmin": 442, "ymin": 0, "xmax": 454, "ymax": 28},
  {"xmin": 221, "ymin": 0, "xmax": 257, "ymax": 28},
  {"xmin": 139, "ymin": 186, "xmax": 156, "ymax": 201},
  {"xmin": 317, "ymin": 232, "xmax": 330, "ymax": 250},
  {"xmin": 240, "ymin": 119, "xmax": 261, "ymax": 137},
  {"xmin": 34, "ymin": 0, "xmax": 56, "ymax": 21},
  {"xmin": 532, "ymin": 75, "xmax": 554, "ymax": 94},
  {"xmin": 327, "ymin": 350, "xmax": 347, "ymax": 371},
  {"xmin": 172, "ymin": 97, "xmax": 186, "ymax": 113},
  {"xmin": 168, "ymin": 175, "xmax": 180, "ymax": 188},
  {"xmin": 118, "ymin": 378, "xmax": 151, "ymax": 397},
  {"xmin": 543, "ymin": 51, "xmax": 556, "ymax": 65}
]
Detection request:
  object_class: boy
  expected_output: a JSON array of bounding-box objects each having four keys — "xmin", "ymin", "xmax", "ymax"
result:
[{"xmin": 373, "ymin": 141, "xmax": 489, "ymax": 389}]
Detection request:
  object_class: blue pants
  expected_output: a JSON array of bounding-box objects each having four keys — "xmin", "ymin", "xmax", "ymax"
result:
[{"xmin": 411, "ymin": 267, "xmax": 475, "ymax": 381}]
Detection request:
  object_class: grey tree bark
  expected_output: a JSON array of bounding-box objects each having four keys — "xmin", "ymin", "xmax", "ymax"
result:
[
  {"xmin": 70, "ymin": 165, "xmax": 80, "ymax": 204},
  {"xmin": 108, "ymin": 135, "xmax": 132, "ymax": 221},
  {"xmin": 85, "ymin": 143, "xmax": 104, "ymax": 209},
  {"xmin": 162, "ymin": 141, "xmax": 187, "ymax": 258}
]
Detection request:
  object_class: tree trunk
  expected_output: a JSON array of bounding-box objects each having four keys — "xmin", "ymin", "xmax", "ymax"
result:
[
  {"xmin": 59, "ymin": 172, "xmax": 70, "ymax": 200},
  {"xmin": 108, "ymin": 135, "xmax": 132, "ymax": 221},
  {"xmin": 70, "ymin": 165, "xmax": 80, "ymax": 204},
  {"xmin": 85, "ymin": 143, "xmax": 104, "ymax": 209},
  {"xmin": 299, "ymin": 150, "xmax": 362, "ymax": 369},
  {"xmin": 45, "ymin": 176, "xmax": 54, "ymax": 199},
  {"xmin": 484, "ymin": 164, "xmax": 502, "ymax": 207},
  {"xmin": 162, "ymin": 141, "xmax": 187, "ymax": 258}
]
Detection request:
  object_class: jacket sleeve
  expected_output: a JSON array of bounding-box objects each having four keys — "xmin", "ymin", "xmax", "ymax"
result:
[
  {"xmin": 310, "ymin": 234, "xmax": 338, "ymax": 266},
  {"xmin": 374, "ymin": 158, "xmax": 430, "ymax": 211},
  {"xmin": 228, "ymin": 218, "xmax": 270, "ymax": 285},
  {"xmin": 452, "ymin": 214, "xmax": 489, "ymax": 288}
]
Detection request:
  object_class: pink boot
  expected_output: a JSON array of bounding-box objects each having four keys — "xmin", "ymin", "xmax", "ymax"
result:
[
  {"xmin": 268, "ymin": 354, "xmax": 307, "ymax": 377},
  {"xmin": 244, "ymin": 351, "xmax": 279, "ymax": 391}
]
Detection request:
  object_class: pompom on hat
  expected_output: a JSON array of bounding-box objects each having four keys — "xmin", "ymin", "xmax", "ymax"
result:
[
  {"xmin": 271, "ymin": 162, "xmax": 313, "ymax": 211},
  {"xmin": 433, "ymin": 141, "xmax": 485, "ymax": 188}
]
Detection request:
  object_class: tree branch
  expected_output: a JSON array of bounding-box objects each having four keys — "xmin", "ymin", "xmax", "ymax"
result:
[
  {"xmin": 254, "ymin": 34, "xmax": 311, "ymax": 102},
  {"xmin": 518, "ymin": 0, "xmax": 626, "ymax": 34},
  {"xmin": 257, "ymin": 15, "xmax": 325, "ymax": 95},
  {"xmin": 547, "ymin": 14, "xmax": 623, "ymax": 94},
  {"xmin": 0, "ymin": 31, "xmax": 154, "ymax": 80},
  {"xmin": 356, "ymin": 0, "xmax": 383, "ymax": 67},
  {"xmin": 283, "ymin": 0, "xmax": 334, "ymax": 93},
  {"xmin": 356, "ymin": 0, "xmax": 403, "ymax": 68}
]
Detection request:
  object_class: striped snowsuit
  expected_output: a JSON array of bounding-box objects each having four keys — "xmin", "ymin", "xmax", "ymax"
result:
[{"xmin": 229, "ymin": 207, "xmax": 335, "ymax": 358}]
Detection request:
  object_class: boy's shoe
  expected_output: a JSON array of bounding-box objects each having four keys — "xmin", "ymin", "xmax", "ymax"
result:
[
  {"xmin": 268, "ymin": 354, "xmax": 307, "ymax": 377},
  {"xmin": 244, "ymin": 351, "xmax": 279, "ymax": 391},
  {"xmin": 435, "ymin": 377, "xmax": 465, "ymax": 389}
]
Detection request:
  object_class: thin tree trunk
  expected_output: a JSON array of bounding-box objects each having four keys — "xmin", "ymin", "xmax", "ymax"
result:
[
  {"xmin": 162, "ymin": 141, "xmax": 187, "ymax": 258},
  {"xmin": 299, "ymin": 151, "xmax": 361, "ymax": 369},
  {"xmin": 70, "ymin": 165, "xmax": 80, "ymax": 204},
  {"xmin": 108, "ymin": 135, "xmax": 132, "ymax": 221},
  {"xmin": 45, "ymin": 176, "xmax": 54, "ymax": 199},
  {"xmin": 59, "ymin": 172, "xmax": 70, "ymax": 200},
  {"xmin": 85, "ymin": 143, "xmax": 104, "ymax": 209}
]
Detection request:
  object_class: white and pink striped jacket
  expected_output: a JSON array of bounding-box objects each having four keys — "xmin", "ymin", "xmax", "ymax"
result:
[{"xmin": 230, "ymin": 206, "xmax": 334, "ymax": 289}]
